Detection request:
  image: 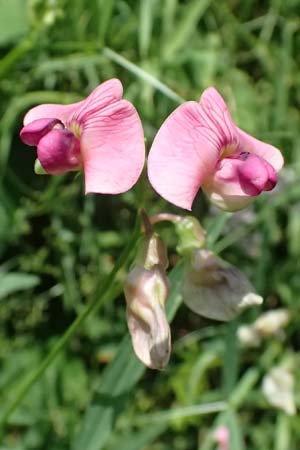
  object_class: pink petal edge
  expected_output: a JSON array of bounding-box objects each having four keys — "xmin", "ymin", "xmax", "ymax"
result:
[
  {"xmin": 20, "ymin": 118, "xmax": 63, "ymax": 146},
  {"xmin": 70, "ymin": 78, "xmax": 123, "ymax": 124},
  {"xmin": 23, "ymin": 101, "xmax": 84, "ymax": 127},
  {"xmin": 23, "ymin": 79, "xmax": 123, "ymax": 127}
]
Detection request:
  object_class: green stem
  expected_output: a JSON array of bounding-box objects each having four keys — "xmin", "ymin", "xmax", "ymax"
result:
[
  {"xmin": 0, "ymin": 215, "xmax": 141, "ymax": 429},
  {"xmin": 222, "ymin": 319, "xmax": 239, "ymax": 397}
]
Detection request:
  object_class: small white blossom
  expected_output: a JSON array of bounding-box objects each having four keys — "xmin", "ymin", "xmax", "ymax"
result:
[{"xmin": 262, "ymin": 367, "xmax": 295, "ymax": 415}]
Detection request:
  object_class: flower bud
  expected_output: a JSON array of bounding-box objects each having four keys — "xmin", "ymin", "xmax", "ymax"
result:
[
  {"xmin": 182, "ymin": 249, "xmax": 263, "ymax": 321},
  {"xmin": 238, "ymin": 308, "xmax": 289, "ymax": 347},
  {"xmin": 254, "ymin": 309, "xmax": 289, "ymax": 337},
  {"xmin": 214, "ymin": 426, "xmax": 230, "ymax": 450},
  {"xmin": 262, "ymin": 366, "xmax": 295, "ymax": 415},
  {"xmin": 237, "ymin": 325, "xmax": 261, "ymax": 347},
  {"xmin": 149, "ymin": 213, "xmax": 206, "ymax": 256},
  {"xmin": 174, "ymin": 216, "xmax": 206, "ymax": 256},
  {"xmin": 124, "ymin": 265, "xmax": 170, "ymax": 369},
  {"xmin": 136, "ymin": 232, "xmax": 168, "ymax": 270},
  {"xmin": 124, "ymin": 213, "xmax": 171, "ymax": 369}
]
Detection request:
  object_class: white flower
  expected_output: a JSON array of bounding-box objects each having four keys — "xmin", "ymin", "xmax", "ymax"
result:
[{"xmin": 262, "ymin": 367, "xmax": 295, "ymax": 415}]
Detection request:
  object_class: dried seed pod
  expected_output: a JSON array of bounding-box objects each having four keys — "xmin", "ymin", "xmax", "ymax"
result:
[
  {"xmin": 124, "ymin": 212, "xmax": 171, "ymax": 369},
  {"xmin": 182, "ymin": 249, "xmax": 263, "ymax": 321},
  {"xmin": 124, "ymin": 265, "xmax": 170, "ymax": 369}
]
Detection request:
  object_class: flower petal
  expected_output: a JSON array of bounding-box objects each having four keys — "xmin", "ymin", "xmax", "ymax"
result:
[
  {"xmin": 203, "ymin": 157, "xmax": 253, "ymax": 211},
  {"xmin": 262, "ymin": 367, "xmax": 296, "ymax": 415},
  {"xmin": 203, "ymin": 154, "xmax": 277, "ymax": 211},
  {"xmin": 199, "ymin": 87, "xmax": 239, "ymax": 149},
  {"xmin": 37, "ymin": 129, "xmax": 81, "ymax": 175},
  {"xmin": 237, "ymin": 154, "xmax": 277, "ymax": 195},
  {"xmin": 81, "ymin": 99, "xmax": 145, "ymax": 194},
  {"xmin": 70, "ymin": 78, "xmax": 123, "ymax": 124},
  {"xmin": 20, "ymin": 118, "xmax": 63, "ymax": 146},
  {"xmin": 147, "ymin": 101, "xmax": 220, "ymax": 210},
  {"xmin": 23, "ymin": 79, "xmax": 123, "ymax": 127},
  {"xmin": 23, "ymin": 101, "xmax": 84, "ymax": 126},
  {"xmin": 237, "ymin": 127, "xmax": 284, "ymax": 172}
]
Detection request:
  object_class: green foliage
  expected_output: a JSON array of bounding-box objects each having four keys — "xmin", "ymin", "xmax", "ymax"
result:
[{"xmin": 0, "ymin": 0, "xmax": 300, "ymax": 449}]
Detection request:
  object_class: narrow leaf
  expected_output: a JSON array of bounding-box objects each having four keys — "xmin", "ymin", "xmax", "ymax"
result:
[
  {"xmin": 162, "ymin": 0, "xmax": 212, "ymax": 60},
  {"xmin": 139, "ymin": 0, "xmax": 155, "ymax": 58},
  {"xmin": 107, "ymin": 424, "xmax": 167, "ymax": 450},
  {"xmin": 0, "ymin": 272, "xmax": 40, "ymax": 300},
  {"xmin": 135, "ymin": 402, "xmax": 227, "ymax": 425},
  {"xmin": 103, "ymin": 47, "xmax": 185, "ymax": 103}
]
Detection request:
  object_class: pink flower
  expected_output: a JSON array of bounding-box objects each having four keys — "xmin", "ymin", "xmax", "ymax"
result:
[
  {"xmin": 20, "ymin": 79, "xmax": 145, "ymax": 194},
  {"xmin": 147, "ymin": 87, "xmax": 283, "ymax": 211},
  {"xmin": 214, "ymin": 426, "xmax": 230, "ymax": 450}
]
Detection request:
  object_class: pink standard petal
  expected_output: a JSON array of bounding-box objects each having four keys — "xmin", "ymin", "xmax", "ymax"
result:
[
  {"xmin": 199, "ymin": 87, "xmax": 283, "ymax": 173},
  {"xmin": 237, "ymin": 127, "xmax": 283, "ymax": 172},
  {"xmin": 70, "ymin": 78, "xmax": 123, "ymax": 124},
  {"xmin": 147, "ymin": 101, "xmax": 220, "ymax": 210},
  {"xmin": 23, "ymin": 79, "xmax": 123, "ymax": 127},
  {"xmin": 81, "ymin": 99, "xmax": 145, "ymax": 194},
  {"xmin": 23, "ymin": 101, "xmax": 84, "ymax": 127},
  {"xmin": 199, "ymin": 87, "xmax": 239, "ymax": 149}
]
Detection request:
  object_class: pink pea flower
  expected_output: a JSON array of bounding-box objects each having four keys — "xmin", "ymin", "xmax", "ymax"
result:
[
  {"xmin": 20, "ymin": 79, "xmax": 145, "ymax": 194},
  {"xmin": 147, "ymin": 87, "xmax": 283, "ymax": 211}
]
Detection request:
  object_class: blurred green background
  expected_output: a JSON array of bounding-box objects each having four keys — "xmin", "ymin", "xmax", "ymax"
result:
[{"xmin": 0, "ymin": 0, "xmax": 300, "ymax": 449}]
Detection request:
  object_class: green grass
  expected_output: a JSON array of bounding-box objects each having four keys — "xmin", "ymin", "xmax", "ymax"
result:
[{"xmin": 0, "ymin": 0, "xmax": 300, "ymax": 449}]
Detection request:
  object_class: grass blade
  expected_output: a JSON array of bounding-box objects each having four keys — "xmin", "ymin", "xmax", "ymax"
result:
[
  {"xmin": 97, "ymin": 0, "xmax": 115, "ymax": 43},
  {"xmin": 162, "ymin": 0, "xmax": 211, "ymax": 61},
  {"xmin": 139, "ymin": 0, "xmax": 155, "ymax": 59},
  {"xmin": 135, "ymin": 402, "xmax": 227, "ymax": 425},
  {"xmin": 103, "ymin": 47, "xmax": 185, "ymax": 103},
  {"xmin": 107, "ymin": 424, "xmax": 167, "ymax": 450}
]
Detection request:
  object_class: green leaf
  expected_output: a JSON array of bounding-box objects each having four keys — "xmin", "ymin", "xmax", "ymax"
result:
[
  {"xmin": 162, "ymin": 0, "xmax": 178, "ymax": 41},
  {"xmin": 222, "ymin": 320, "xmax": 240, "ymax": 397},
  {"xmin": 226, "ymin": 410, "xmax": 245, "ymax": 450},
  {"xmin": 72, "ymin": 263, "xmax": 184, "ymax": 450},
  {"xmin": 107, "ymin": 424, "xmax": 167, "ymax": 450},
  {"xmin": 162, "ymin": 0, "xmax": 212, "ymax": 61},
  {"xmin": 139, "ymin": 0, "xmax": 155, "ymax": 59},
  {"xmin": 0, "ymin": 272, "xmax": 40, "ymax": 300},
  {"xmin": 0, "ymin": 0, "xmax": 28, "ymax": 46},
  {"xmin": 97, "ymin": 0, "xmax": 115, "ymax": 43},
  {"xmin": 275, "ymin": 414, "xmax": 291, "ymax": 450},
  {"xmin": 135, "ymin": 402, "xmax": 227, "ymax": 425}
]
